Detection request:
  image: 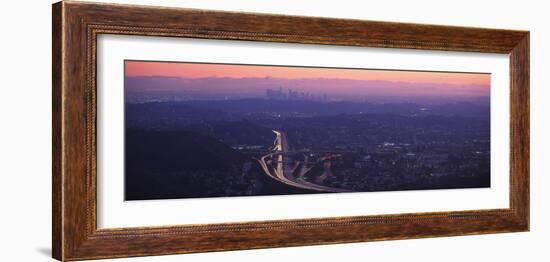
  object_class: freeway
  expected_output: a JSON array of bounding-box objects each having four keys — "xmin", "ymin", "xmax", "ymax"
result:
[{"xmin": 258, "ymin": 130, "xmax": 351, "ymax": 193}]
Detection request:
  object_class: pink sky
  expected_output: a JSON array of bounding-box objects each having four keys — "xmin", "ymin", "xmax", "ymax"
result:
[{"xmin": 125, "ymin": 60, "xmax": 490, "ymax": 97}]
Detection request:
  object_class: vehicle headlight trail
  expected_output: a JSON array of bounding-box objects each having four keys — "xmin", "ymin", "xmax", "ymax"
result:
[{"xmin": 258, "ymin": 130, "xmax": 352, "ymax": 193}]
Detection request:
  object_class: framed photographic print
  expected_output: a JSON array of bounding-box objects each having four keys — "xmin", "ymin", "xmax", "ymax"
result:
[{"xmin": 52, "ymin": 1, "xmax": 529, "ymax": 261}]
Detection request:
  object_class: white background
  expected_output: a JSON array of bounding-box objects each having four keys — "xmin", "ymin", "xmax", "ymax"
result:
[
  {"xmin": 98, "ymin": 35, "xmax": 509, "ymax": 228},
  {"xmin": 0, "ymin": 0, "xmax": 547, "ymax": 261}
]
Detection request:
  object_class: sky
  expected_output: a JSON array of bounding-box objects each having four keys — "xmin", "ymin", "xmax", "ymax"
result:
[{"xmin": 125, "ymin": 60, "xmax": 491, "ymax": 99}]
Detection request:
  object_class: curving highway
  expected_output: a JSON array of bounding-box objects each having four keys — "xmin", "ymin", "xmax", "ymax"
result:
[{"xmin": 258, "ymin": 130, "xmax": 351, "ymax": 193}]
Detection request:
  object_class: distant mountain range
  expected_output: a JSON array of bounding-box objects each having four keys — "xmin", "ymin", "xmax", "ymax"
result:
[{"xmin": 125, "ymin": 99, "xmax": 490, "ymax": 128}]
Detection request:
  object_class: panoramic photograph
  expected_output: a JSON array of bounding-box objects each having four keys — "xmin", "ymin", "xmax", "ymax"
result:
[{"xmin": 124, "ymin": 60, "xmax": 491, "ymax": 201}]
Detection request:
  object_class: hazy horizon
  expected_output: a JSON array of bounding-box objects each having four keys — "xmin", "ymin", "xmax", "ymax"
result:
[{"xmin": 125, "ymin": 61, "xmax": 491, "ymax": 104}]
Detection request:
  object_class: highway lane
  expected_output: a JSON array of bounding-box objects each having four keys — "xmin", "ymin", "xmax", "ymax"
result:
[{"xmin": 258, "ymin": 130, "xmax": 351, "ymax": 193}]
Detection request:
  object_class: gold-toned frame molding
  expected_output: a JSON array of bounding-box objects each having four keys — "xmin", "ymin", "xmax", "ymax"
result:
[{"xmin": 52, "ymin": 1, "xmax": 529, "ymax": 261}]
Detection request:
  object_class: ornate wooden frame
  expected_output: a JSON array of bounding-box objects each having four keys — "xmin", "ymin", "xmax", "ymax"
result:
[{"xmin": 52, "ymin": 1, "xmax": 530, "ymax": 261}]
